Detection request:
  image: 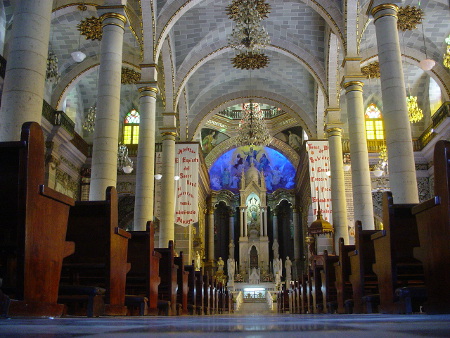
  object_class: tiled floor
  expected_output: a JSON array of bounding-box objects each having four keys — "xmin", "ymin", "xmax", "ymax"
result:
[{"xmin": 1, "ymin": 313, "xmax": 450, "ymax": 337}]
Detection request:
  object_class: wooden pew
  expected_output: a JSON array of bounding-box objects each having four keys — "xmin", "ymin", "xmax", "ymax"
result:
[
  {"xmin": 412, "ymin": 140, "xmax": 450, "ymax": 314},
  {"xmin": 174, "ymin": 252, "xmax": 189, "ymax": 315},
  {"xmin": 126, "ymin": 221, "xmax": 161, "ymax": 315},
  {"xmin": 60, "ymin": 186, "xmax": 131, "ymax": 316},
  {"xmin": 305, "ymin": 268, "xmax": 313, "ymax": 314},
  {"xmin": 348, "ymin": 221, "xmax": 379, "ymax": 313},
  {"xmin": 299, "ymin": 273, "xmax": 308, "ymax": 314},
  {"xmin": 0, "ymin": 122, "xmax": 75, "ymax": 317},
  {"xmin": 372, "ymin": 191, "xmax": 424, "ymax": 314},
  {"xmin": 311, "ymin": 255, "xmax": 324, "ymax": 313},
  {"xmin": 321, "ymin": 250, "xmax": 339, "ymax": 313},
  {"xmin": 155, "ymin": 240, "xmax": 178, "ymax": 315},
  {"xmin": 195, "ymin": 269, "xmax": 204, "ymax": 315},
  {"xmin": 334, "ymin": 238, "xmax": 355, "ymax": 314},
  {"xmin": 203, "ymin": 273, "xmax": 211, "ymax": 315},
  {"xmin": 184, "ymin": 262, "xmax": 197, "ymax": 315}
]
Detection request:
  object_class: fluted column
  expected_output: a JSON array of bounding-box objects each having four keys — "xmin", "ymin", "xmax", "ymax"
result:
[
  {"xmin": 327, "ymin": 127, "xmax": 349, "ymax": 246},
  {"xmin": 344, "ymin": 81, "xmax": 375, "ymax": 229},
  {"xmin": 273, "ymin": 211, "xmax": 278, "ymax": 241},
  {"xmin": 89, "ymin": 10, "xmax": 127, "ymax": 200},
  {"xmin": 133, "ymin": 80, "xmax": 158, "ymax": 230},
  {"xmin": 158, "ymin": 119, "xmax": 177, "ymax": 247},
  {"xmin": 0, "ymin": 0, "xmax": 53, "ymax": 141},
  {"xmin": 229, "ymin": 209, "xmax": 235, "ymax": 244},
  {"xmin": 208, "ymin": 208, "xmax": 215, "ymax": 261},
  {"xmin": 371, "ymin": 4, "xmax": 419, "ymax": 204},
  {"xmin": 293, "ymin": 208, "xmax": 301, "ymax": 263}
]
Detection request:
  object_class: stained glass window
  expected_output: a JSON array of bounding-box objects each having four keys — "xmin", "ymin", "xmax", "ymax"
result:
[
  {"xmin": 123, "ymin": 109, "xmax": 140, "ymax": 144},
  {"xmin": 365, "ymin": 104, "xmax": 384, "ymax": 140}
]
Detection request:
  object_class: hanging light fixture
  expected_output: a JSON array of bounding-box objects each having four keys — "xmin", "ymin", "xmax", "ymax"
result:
[
  {"xmin": 117, "ymin": 144, "xmax": 133, "ymax": 174},
  {"xmin": 82, "ymin": 105, "xmax": 96, "ymax": 132},
  {"xmin": 418, "ymin": 5, "xmax": 435, "ymax": 70},
  {"xmin": 443, "ymin": 35, "xmax": 450, "ymax": 70},
  {"xmin": 72, "ymin": 2, "xmax": 87, "ymax": 62},
  {"xmin": 236, "ymin": 100, "xmax": 271, "ymax": 146},
  {"xmin": 406, "ymin": 95, "xmax": 424, "ymax": 123}
]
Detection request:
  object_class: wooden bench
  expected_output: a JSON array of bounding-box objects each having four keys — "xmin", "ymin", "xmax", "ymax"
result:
[
  {"xmin": 348, "ymin": 221, "xmax": 379, "ymax": 313},
  {"xmin": 334, "ymin": 238, "xmax": 355, "ymax": 314},
  {"xmin": 372, "ymin": 191, "xmax": 425, "ymax": 314},
  {"xmin": 195, "ymin": 269, "xmax": 204, "ymax": 315},
  {"xmin": 321, "ymin": 250, "xmax": 339, "ymax": 313},
  {"xmin": 0, "ymin": 122, "xmax": 75, "ymax": 317},
  {"xmin": 184, "ymin": 262, "xmax": 197, "ymax": 315},
  {"xmin": 174, "ymin": 252, "xmax": 189, "ymax": 315},
  {"xmin": 311, "ymin": 255, "xmax": 324, "ymax": 313},
  {"xmin": 155, "ymin": 240, "xmax": 178, "ymax": 315},
  {"xmin": 60, "ymin": 186, "xmax": 131, "ymax": 316},
  {"xmin": 299, "ymin": 273, "xmax": 308, "ymax": 314},
  {"xmin": 126, "ymin": 221, "xmax": 161, "ymax": 315},
  {"xmin": 412, "ymin": 140, "xmax": 450, "ymax": 314}
]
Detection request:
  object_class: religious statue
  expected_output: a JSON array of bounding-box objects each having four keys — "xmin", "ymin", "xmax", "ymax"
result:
[
  {"xmin": 285, "ymin": 256, "xmax": 292, "ymax": 286},
  {"xmin": 229, "ymin": 240, "xmax": 235, "ymax": 259},
  {"xmin": 194, "ymin": 251, "xmax": 202, "ymax": 271},
  {"xmin": 227, "ymin": 257, "xmax": 235, "ymax": 282},
  {"xmin": 272, "ymin": 239, "xmax": 280, "ymax": 259},
  {"xmin": 217, "ymin": 257, "xmax": 224, "ymax": 272},
  {"xmin": 249, "ymin": 267, "xmax": 260, "ymax": 284}
]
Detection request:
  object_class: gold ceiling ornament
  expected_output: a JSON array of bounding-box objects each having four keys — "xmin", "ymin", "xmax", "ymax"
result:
[
  {"xmin": 397, "ymin": 6, "xmax": 423, "ymax": 31},
  {"xmin": 406, "ymin": 95, "xmax": 423, "ymax": 123},
  {"xmin": 77, "ymin": 17, "xmax": 102, "ymax": 41},
  {"xmin": 378, "ymin": 144, "xmax": 388, "ymax": 163},
  {"xmin": 361, "ymin": 61, "xmax": 381, "ymax": 79},
  {"xmin": 226, "ymin": 0, "xmax": 271, "ymax": 21},
  {"xmin": 77, "ymin": 4, "xmax": 87, "ymax": 11},
  {"xmin": 121, "ymin": 67, "xmax": 141, "ymax": 84},
  {"xmin": 444, "ymin": 35, "xmax": 450, "ymax": 69},
  {"xmin": 231, "ymin": 51, "xmax": 269, "ymax": 70}
]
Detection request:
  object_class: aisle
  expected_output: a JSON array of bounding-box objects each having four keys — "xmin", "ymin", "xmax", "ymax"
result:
[{"xmin": 235, "ymin": 300, "xmax": 276, "ymax": 315}]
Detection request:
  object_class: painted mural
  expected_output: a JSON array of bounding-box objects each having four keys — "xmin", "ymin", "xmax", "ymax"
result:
[
  {"xmin": 201, "ymin": 128, "xmax": 229, "ymax": 155},
  {"xmin": 209, "ymin": 146, "xmax": 296, "ymax": 193}
]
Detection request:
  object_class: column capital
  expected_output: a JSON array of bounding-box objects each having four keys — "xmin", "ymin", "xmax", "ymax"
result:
[
  {"xmin": 99, "ymin": 11, "xmax": 127, "ymax": 29},
  {"xmin": 326, "ymin": 127, "xmax": 343, "ymax": 137},
  {"xmin": 138, "ymin": 82, "xmax": 158, "ymax": 98},
  {"xmin": 371, "ymin": 3, "xmax": 399, "ymax": 19},
  {"xmin": 342, "ymin": 80, "xmax": 364, "ymax": 93}
]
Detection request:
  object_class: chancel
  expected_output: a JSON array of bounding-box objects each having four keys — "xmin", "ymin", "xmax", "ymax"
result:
[{"xmin": 0, "ymin": 0, "xmax": 450, "ymax": 336}]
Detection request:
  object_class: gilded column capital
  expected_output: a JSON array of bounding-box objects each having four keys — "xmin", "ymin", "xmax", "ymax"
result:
[
  {"xmin": 371, "ymin": 4, "xmax": 399, "ymax": 22},
  {"xmin": 326, "ymin": 127, "xmax": 343, "ymax": 137},
  {"xmin": 138, "ymin": 83, "xmax": 158, "ymax": 98},
  {"xmin": 100, "ymin": 12, "xmax": 127, "ymax": 30},
  {"xmin": 342, "ymin": 81, "xmax": 364, "ymax": 93}
]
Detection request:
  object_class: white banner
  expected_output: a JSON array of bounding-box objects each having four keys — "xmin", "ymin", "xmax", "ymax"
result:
[
  {"xmin": 175, "ymin": 144, "xmax": 199, "ymax": 227},
  {"xmin": 306, "ymin": 141, "xmax": 333, "ymax": 223},
  {"xmin": 154, "ymin": 151, "xmax": 163, "ymax": 219}
]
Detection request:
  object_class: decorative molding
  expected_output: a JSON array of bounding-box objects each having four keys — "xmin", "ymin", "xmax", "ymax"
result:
[
  {"xmin": 121, "ymin": 67, "xmax": 141, "ymax": 84},
  {"xmin": 361, "ymin": 61, "xmax": 380, "ymax": 79},
  {"xmin": 78, "ymin": 16, "xmax": 102, "ymax": 40},
  {"xmin": 397, "ymin": 6, "xmax": 423, "ymax": 32}
]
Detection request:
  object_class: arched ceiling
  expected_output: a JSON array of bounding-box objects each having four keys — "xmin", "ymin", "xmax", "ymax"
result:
[{"xmin": 2, "ymin": 0, "xmax": 449, "ymax": 163}]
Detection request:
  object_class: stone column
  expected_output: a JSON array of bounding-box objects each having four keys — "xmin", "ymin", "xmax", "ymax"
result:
[
  {"xmin": 263, "ymin": 207, "xmax": 268, "ymax": 236},
  {"xmin": 229, "ymin": 209, "xmax": 235, "ymax": 244},
  {"xmin": 133, "ymin": 79, "xmax": 158, "ymax": 230},
  {"xmin": 0, "ymin": 0, "xmax": 53, "ymax": 141},
  {"xmin": 243, "ymin": 208, "xmax": 248, "ymax": 237},
  {"xmin": 259, "ymin": 209, "xmax": 264, "ymax": 236},
  {"xmin": 273, "ymin": 211, "xmax": 278, "ymax": 241},
  {"xmin": 240, "ymin": 207, "xmax": 244, "ymax": 237},
  {"xmin": 158, "ymin": 115, "xmax": 177, "ymax": 247},
  {"xmin": 208, "ymin": 208, "xmax": 215, "ymax": 261},
  {"xmin": 293, "ymin": 208, "xmax": 301, "ymax": 264},
  {"xmin": 327, "ymin": 127, "xmax": 350, "ymax": 246},
  {"xmin": 371, "ymin": 4, "xmax": 419, "ymax": 204},
  {"xmin": 343, "ymin": 80, "xmax": 375, "ymax": 229},
  {"xmin": 89, "ymin": 10, "xmax": 127, "ymax": 200}
]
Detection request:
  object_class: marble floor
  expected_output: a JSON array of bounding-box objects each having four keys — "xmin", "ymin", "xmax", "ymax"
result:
[{"xmin": 1, "ymin": 313, "xmax": 450, "ymax": 337}]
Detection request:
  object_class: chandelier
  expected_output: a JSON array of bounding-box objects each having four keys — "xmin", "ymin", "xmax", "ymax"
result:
[
  {"xmin": 236, "ymin": 100, "xmax": 271, "ymax": 146},
  {"xmin": 117, "ymin": 144, "xmax": 133, "ymax": 174},
  {"xmin": 227, "ymin": 0, "xmax": 271, "ymax": 70},
  {"xmin": 406, "ymin": 95, "xmax": 423, "ymax": 123},
  {"xmin": 82, "ymin": 105, "xmax": 96, "ymax": 132}
]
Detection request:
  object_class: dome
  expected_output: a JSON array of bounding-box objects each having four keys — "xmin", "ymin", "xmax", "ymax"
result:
[{"xmin": 309, "ymin": 206, "xmax": 334, "ymax": 235}]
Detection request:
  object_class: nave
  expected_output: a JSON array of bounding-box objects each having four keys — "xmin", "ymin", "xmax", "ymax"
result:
[{"xmin": 1, "ymin": 313, "xmax": 450, "ymax": 337}]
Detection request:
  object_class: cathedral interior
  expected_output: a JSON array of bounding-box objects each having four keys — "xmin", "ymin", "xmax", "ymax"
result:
[{"xmin": 0, "ymin": 0, "xmax": 450, "ymax": 335}]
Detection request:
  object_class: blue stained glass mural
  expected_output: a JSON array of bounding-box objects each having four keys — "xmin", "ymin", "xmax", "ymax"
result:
[{"xmin": 209, "ymin": 146, "xmax": 296, "ymax": 192}]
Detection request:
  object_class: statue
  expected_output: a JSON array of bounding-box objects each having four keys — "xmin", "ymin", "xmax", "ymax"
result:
[
  {"xmin": 229, "ymin": 240, "xmax": 235, "ymax": 259},
  {"xmin": 227, "ymin": 257, "xmax": 235, "ymax": 281},
  {"xmin": 249, "ymin": 267, "xmax": 260, "ymax": 284},
  {"xmin": 272, "ymin": 239, "xmax": 279, "ymax": 259},
  {"xmin": 217, "ymin": 257, "xmax": 224, "ymax": 272},
  {"xmin": 285, "ymin": 256, "xmax": 292, "ymax": 286},
  {"xmin": 195, "ymin": 251, "xmax": 202, "ymax": 271}
]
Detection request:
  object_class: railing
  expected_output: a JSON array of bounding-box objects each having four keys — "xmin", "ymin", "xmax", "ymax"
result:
[{"xmin": 217, "ymin": 108, "xmax": 285, "ymax": 120}]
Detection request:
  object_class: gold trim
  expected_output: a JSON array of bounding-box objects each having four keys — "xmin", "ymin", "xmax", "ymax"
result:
[
  {"xmin": 140, "ymin": 92, "xmax": 157, "ymax": 98},
  {"xmin": 102, "ymin": 22, "xmax": 125, "ymax": 30},
  {"xmin": 161, "ymin": 131, "xmax": 178, "ymax": 137},
  {"xmin": 326, "ymin": 127, "xmax": 343, "ymax": 135},
  {"xmin": 140, "ymin": 63, "xmax": 158, "ymax": 68},
  {"xmin": 371, "ymin": 3, "xmax": 399, "ymax": 16},
  {"xmin": 343, "ymin": 81, "xmax": 364, "ymax": 89},
  {"xmin": 100, "ymin": 12, "xmax": 127, "ymax": 24},
  {"xmin": 373, "ymin": 13, "xmax": 397, "ymax": 24},
  {"xmin": 138, "ymin": 86, "xmax": 158, "ymax": 94}
]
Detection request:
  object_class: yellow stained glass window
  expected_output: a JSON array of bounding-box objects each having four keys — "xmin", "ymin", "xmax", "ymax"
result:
[
  {"xmin": 123, "ymin": 109, "xmax": 140, "ymax": 144},
  {"xmin": 365, "ymin": 104, "xmax": 384, "ymax": 140}
]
